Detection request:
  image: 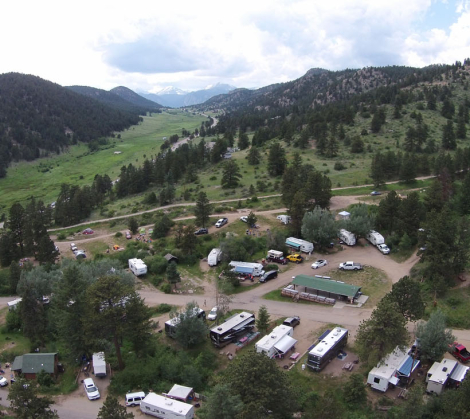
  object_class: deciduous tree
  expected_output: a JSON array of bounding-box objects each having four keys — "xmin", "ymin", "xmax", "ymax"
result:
[
  {"xmin": 385, "ymin": 276, "xmax": 424, "ymax": 321},
  {"xmin": 173, "ymin": 301, "xmax": 208, "ymax": 349},
  {"xmin": 416, "ymin": 310, "xmax": 455, "ymax": 362},
  {"xmin": 301, "ymin": 207, "xmax": 338, "ymax": 249},
  {"xmin": 199, "ymin": 383, "xmax": 244, "ymax": 419}
]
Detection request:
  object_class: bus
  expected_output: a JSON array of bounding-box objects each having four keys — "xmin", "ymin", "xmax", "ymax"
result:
[
  {"xmin": 307, "ymin": 327, "xmax": 348, "ymax": 371},
  {"xmin": 210, "ymin": 312, "xmax": 255, "ymax": 348}
]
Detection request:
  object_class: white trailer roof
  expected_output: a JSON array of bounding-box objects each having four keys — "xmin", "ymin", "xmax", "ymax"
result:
[
  {"xmin": 92, "ymin": 352, "xmax": 106, "ymax": 367},
  {"xmin": 368, "ymin": 347, "xmax": 409, "ymax": 381},
  {"xmin": 428, "ymin": 358, "xmax": 458, "ymax": 384},
  {"xmin": 210, "ymin": 312, "xmax": 254, "ymax": 335},
  {"xmin": 256, "ymin": 325, "xmax": 293, "ymax": 351},
  {"xmin": 7, "ymin": 298, "xmax": 22, "ymax": 307},
  {"xmin": 167, "ymin": 384, "xmax": 193, "ymax": 401},
  {"xmin": 309, "ymin": 327, "xmax": 348, "ymax": 358},
  {"xmin": 229, "ymin": 261, "xmax": 263, "ymax": 269},
  {"xmin": 142, "ymin": 393, "xmax": 193, "ymax": 415},
  {"xmin": 286, "ymin": 237, "xmax": 312, "ymax": 246},
  {"xmin": 274, "ymin": 335, "xmax": 297, "ymax": 354},
  {"xmin": 129, "ymin": 258, "xmax": 146, "ymax": 268}
]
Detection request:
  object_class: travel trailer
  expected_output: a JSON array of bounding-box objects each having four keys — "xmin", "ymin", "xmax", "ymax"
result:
[
  {"xmin": 92, "ymin": 352, "xmax": 106, "ymax": 377},
  {"xmin": 285, "ymin": 237, "xmax": 314, "ymax": 253},
  {"xmin": 140, "ymin": 393, "xmax": 194, "ymax": 419},
  {"xmin": 338, "ymin": 229, "xmax": 356, "ymax": 246},
  {"xmin": 207, "ymin": 248, "xmax": 222, "ymax": 267},
  {"xmin": 128, "ymin": 258, "xmax": 147, "ymax": 276},
  {"xmin": 256, "ymin": 325, "xmax": 297, "ymax": 358}
]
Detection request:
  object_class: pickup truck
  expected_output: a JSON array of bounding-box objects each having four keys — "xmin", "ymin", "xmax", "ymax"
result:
[
  {"xmin": 449, "ymin": 342, "xmax": 470, "ymax": 363},
  {"xmin": 339, "ymin": 261, "xmax": 363, "ymax": 271}
]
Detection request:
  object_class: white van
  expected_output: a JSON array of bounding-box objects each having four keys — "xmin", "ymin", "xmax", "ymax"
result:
[{"xmin": 126, "ymin": 391, "xmax": 146, "ymax": 407}]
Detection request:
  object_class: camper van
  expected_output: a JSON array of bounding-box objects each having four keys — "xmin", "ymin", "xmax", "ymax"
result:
[
  {"xmin": 207, "ymin": 248, "xmax": 222, "ymax": 267},
  {"xmin": 92, "ymin": 352, "xmax": 107, "ymax": 378},
  {"xmin": 229, "ymin": 261, "xmax": 265, "ymax": 277},
  {"xmin": 276, "ymin": 215, "xmax": 291, "ymax": 225},
  {"xmin": 128, "ymin": 258, "xmax": 147, "ymax": 276},
  {"xmin": 366, "ymin": 230, "xmax": 385, "ymax": 246},
  {"xmin": 338, "ymin": 229, "xmax": 356, "ymax": 246},
  {"xmin": 285, "ymin": 237, "xmax": 314, "ymax": 253},
  {"xmin": 140, "ymin": 393, "xmax": 194, "ymax": 419}
]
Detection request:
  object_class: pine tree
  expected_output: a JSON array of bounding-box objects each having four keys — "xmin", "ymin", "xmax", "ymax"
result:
[
  {"xmin": 442, "ymin": 120, "xmax": 456, "ymax": 150},
  {"xmin": 166, "ymin": 262, "xmax": 181, "ymax": 289},
  {"xmin": 238, "ymin": 132, "xmax": 250, "ymax": 150},
  {"xmin": 194, "ymin": 192, "xmax": 212, "ymax": 228},
  {"xmin": 127, "ymin": 217, "xmax": 139, "ymax": 234},
  {"xmin": 247, "ymin": 146, "xmax": 261, "ymax": 165},
  {"xmin": 267, "ymin": 143, "xmax": 287, "ymax": 176},
  {"xmin": 370, "ymin": 152, "xmax": 385, "ymax": 187},
  {"xmin": 221, "ymin": 160, "xmax": 242, "ymax": 188},
  {"xmin": 256, "ymin": 305, "xmax": 270, "ymax": 335},
  {"xmin": 98, "ymin": 396, "xmax": 134, "ymax": 419},
  {"xmin": 9, "ymin": 261, "xmax": 21, "ymax": 294},
  {"xmin": 456, "ymin": 116, "xmax": 467, "ymax": 139},
  {"xmin": 326, "ymin": 136, "xmax": 339, "ymax": 157}
]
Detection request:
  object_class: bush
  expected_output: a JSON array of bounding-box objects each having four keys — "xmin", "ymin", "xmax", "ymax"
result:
[
  {"xmin": 334, "ymin": 162, "xmax": 346, "ymax": 171},
  {"xmin": 115, "ymin": 232, "xmax": 123, "ymax": 238},
  {"xmin": 161, "ymin": 283, "xmax": 172, "ymax": 294},
  {"xmin": 6, "ymin": 310, "xmax": 21, "ymax": 332},
  {"xmin": 155, "ymin": 303, "xmax": 173, "ymax": 314},
  {"xmin": 37, "ymin": 369, "xmax": 54, "ymax": 387},
  {"xmin": 110, "ymin": 221, "xmax": 116, "ymax": 228},
  {"xmin": 57, "ymin": 233, "xmax": 66, "ymax": 240}
]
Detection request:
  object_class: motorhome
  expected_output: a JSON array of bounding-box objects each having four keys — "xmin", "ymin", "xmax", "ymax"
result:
[
  {"xmin": 140, "ymin": 393, "xmax": 194, "ymax": 419},
  {"xmin": 128, "ymin": 258, "xmax": 147, "ymax": 276},
  {"xmin": 276, "ymin": 215, "xmax": 291, "ymax": 225},
  {"xmin": 210, "ymin": 312, "xmax": 255, "ymax": 348},
  {"xmin": 92, "ymin": 352, "xmax": 107, "ymax": 378},
  {"xmin": 207, "ymin": 248, "xmax": 222, "ymax": 267},
  {"xmin": 307, "ymin": 327, "xmax": 348, "ymax": 371},
  {"xmin": 165, "ymin": 308, "xmax": 206, "ymax": 338},
  {"xmin": 338, "ymin": 229, "xmax": 356, "ymax": 246},
  {"xmin": 255, "ymin": 325, "xmax": 297, "ymax": 358},
  {"xmin": 285, "ymin": 237, "xmax": 314, "ymax": 253},
  {"xmin": 229, "ymin": 261, "xmax": 265, "ymax": 277},
  {"xmin": 366, "ymin": 230, "xmax": 385, "ymax": 246}
]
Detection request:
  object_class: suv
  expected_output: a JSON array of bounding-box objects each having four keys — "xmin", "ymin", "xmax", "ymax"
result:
[
  {"xmin": 83, "ymin": 378, "xmax": 100, "ymax": 400},
  {"xmin": 215, "ymin": 218, "xmax": 228, "ymax": 228},
  {"xmin": 195, "ymin": 228, "xmax": 209, "ymax": 235},
  {"xmin": 207, "ymin": 306, "xmax": 218, "ymax": 321},
  {"xmin": 286, "ymin": 254, "xmax": 303, "ymax": 263},
  {"xmin": 259, "ymin": 270, "xmax": 278, "ymax": 283},
  {"xmin": 283, "ymin": 316, "xmax": 300, "ymax": 328}
]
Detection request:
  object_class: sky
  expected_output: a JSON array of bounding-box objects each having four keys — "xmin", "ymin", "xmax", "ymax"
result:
[{"xmin": 1, "ymin": 0, "xmax": 469, "ymax": 93}]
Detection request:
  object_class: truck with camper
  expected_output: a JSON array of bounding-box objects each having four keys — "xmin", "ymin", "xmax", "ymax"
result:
[
  {"xmin": 128, "ymin": 258, "xmax": 147, "ymax": 276},
  {"xmin": 339, "ymin": 261, "xmax": 363, "ymax": 271},
  {"xmin": 229, "ymin": 261, "xmax": 265, "ymax": 277},
  {"xmin": 140, "ymin": 393, "xmax": 194, "ymax": 419},
  {"xmin": 92, "ymin": 352, "xmax": 107, "ymax": 378},
  {"xmin": 366, "ymin": 230, "xmax": 385, "ymax": 246},
  {"xmin": 285, "ymin": 237, "xmax": 314, "ymax": 253},
  {"xmin": 307, "ymin": 327, "xmax": 348, "ymax": 371},
  {"xmin": 210, "ymin": 312, "xmax": 255, "ymax": 348},
  {"xmin": 266, "ymin": 250, "xmax": 288, "ymax": 265},
  {"xmin": 255, "ymin": 325, "xmax": 297, "ymax": 359},
  {"xmin": 276, "ymin": 215, "xmax": 291, "ymax": 225},
  {"xmin": 338, "ymin": 229, "xmax": 356, "ymax": 246},
  {"xmin": 207, "ymin": 248, "xmax": 222, "ymax": 267}
]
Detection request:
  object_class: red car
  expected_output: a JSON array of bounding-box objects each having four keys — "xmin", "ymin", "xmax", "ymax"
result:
[{"xmin": 82, "ymin": 228, "xmax": 94, "ymax": 235}]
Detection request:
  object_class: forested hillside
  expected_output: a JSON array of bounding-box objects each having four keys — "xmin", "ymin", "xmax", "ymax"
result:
[
  {"xmin": 110, "ymin": 86, "xmax": 163, "ymax": 110},
  {"xmin": 0, "ymin": 73, "xmax": 143, "ymax": 176}
]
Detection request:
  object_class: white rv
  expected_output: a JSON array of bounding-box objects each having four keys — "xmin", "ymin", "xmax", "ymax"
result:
[
  {"xmin": 92, "ymin": 352, "xmax": 107, "ymax": 377},
  {"xmin": 426, "ymin": 358, "xmax": 468, "ymax": 395},
  {"xmin": 140, "ymin": 393, "xmax": 194, "ymax": 419},
  {"xmin": 338, "ymin": 229, "xmax": 356, "ymax": 246},
  {"xmin": 229, "ymin": 261, "xmax": 265, "ymax": 277},
  {"xmin": 276, "ymin": 215, "xmax": 291, "ymax": 225},
  {"xmin": 7, "ymin": 298, "xmax": 22, "ymax": 311},
  {"xmin": 366, "ymin": 230, "xmax": 385, "ymax": 246},
  {"xmin": 128, "ymin": 258, "xmax": 147, "ymax": 276},
  {"xmin": 207, "ymin": 248, "xmax": 222, "ymax": 267},
  {"xmin": 367, "ymin": 347, "xmax": 419, "ymax": 392},
  {"xmin": 255, "ymin": 325, "xmax": 297, "ymax": 358},
  {"xmin": 285, "ymin": 237, "xmax": 314, "ymax": 253}
]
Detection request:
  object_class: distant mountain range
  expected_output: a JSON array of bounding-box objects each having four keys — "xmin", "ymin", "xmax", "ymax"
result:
[{"xmin": 141, "ymin": 83, "xmax": 236, "ymax": 108}]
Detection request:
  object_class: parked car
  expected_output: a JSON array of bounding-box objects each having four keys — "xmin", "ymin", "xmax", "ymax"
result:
[
  {"xmin": 215, "ymin": 218, "xmax": 228, "ymax": 228},
  {"xmin": 377, "ymin": 244, "xmax": 390, "ymax": 254},
  {"xmin": 286, "ymin": 254, "xmax": 303, "ymax": 263},
  {"xmin": 70, "ymin": 243, "xmax": 78, "ymax": 252},
  {"xmin": 207, "ymin": 306, "xmax": 219, "ymax": 321},
  {"xmin": 370, "ymin": 191, "xmax": 382, "ymax": 196},
  {"xmin": 126, "ymin": 231, "xmax": 132, "ymax": 239},
  {"xmin": 283, "ymin": 316, "xmax": 300, "ymax": 328},
  {"xmin": 82, "ymin": 228, "xmax": 94, "ymax": 235},
  {"xmin": 259, "ymin": 270, "xmax": 278, "ymax": 283},
  {"xmin": 240, "ymin": 216, "xmax": 248, "ymax": 223},
  {"xmin": 83, "ymin": 378, "xmax": 100, "ymax": 400},
  {"xmin": 195, "ymin": 228, "xmax": 209, "ymax": 235},
  {"xmin": 311, "ymin": 259, "xmax": 328, "ymax": 269},
  {"xmin": 0, "ymin": 376, "xmax": 8, "ymax": 387}
]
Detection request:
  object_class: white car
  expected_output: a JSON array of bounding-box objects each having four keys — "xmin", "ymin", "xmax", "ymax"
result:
[
  {"xmin": 207, "ymin": 306, "xmax": 218, "ymax": 321},
  {"xmin": 83, "ymin": 378, "xmax": 100, "ymax": 400},
  {"xmin": 0, "ymin": 376, "xmax": 8, "ymax": 387},
  {"xmin": 377, "ymin": 244, "xmax": 390, "ymax": 255},
  {"xmin": 70, "ymin": 243, "xmax": 78, "ymax": 252},
  {"xmin": 311, "ymin": 259, "xmax": 328, "ymax": 269},
  {"xmin": 240, "ymin": 216, "xmax": 248, "ymax": 223}
]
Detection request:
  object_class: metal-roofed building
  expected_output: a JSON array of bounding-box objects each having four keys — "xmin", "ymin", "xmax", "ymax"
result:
[
  {"xmin": 292, "ymin": 275, "xmax": 361, "ymax": 303},
  {"xmin": 12, "ymin": 353, "xmax": 59, "ymax": 379}
]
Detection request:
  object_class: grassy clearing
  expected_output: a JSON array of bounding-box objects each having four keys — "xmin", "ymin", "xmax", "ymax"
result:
[
  {"xmin": 0, "ymin": 111, "xmax": 207, "ymax": 211},
  {"xmin": 425, "ymin": 285, "xmax": 470, "ymax": 329}
]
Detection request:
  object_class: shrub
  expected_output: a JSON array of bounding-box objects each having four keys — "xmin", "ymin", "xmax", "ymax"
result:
[
  {"xmin": 57, "ymin": 233, "xmax": 66, "ymax": 240},
  {"xmin": 155, "ymin": 303, "xmax": 173, "ymax": 314},
  {"xmin": 161, "ymin": 283, "xmax": 172, "ymax": 294},
  {"xmin": 264, "ymin": 264, "xmax": 279, "ymax": 271},
  {"xmin": 115, "ymin": 232, "xmax": 123, "ymax": 238},
  {"xmin": 334, "ymin": 162, "xmax": 346, "ymax": 171}
]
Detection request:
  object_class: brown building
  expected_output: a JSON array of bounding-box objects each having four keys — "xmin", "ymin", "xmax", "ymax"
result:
[{"xmin": 11, "ymin": 353, "xmax": 58, "ymax": 380}]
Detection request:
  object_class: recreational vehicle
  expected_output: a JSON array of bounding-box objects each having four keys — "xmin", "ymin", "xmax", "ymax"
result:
[
  {"xmin": 338, "ymin": 229, "xmax": 356, "ymax": 246},
  {"xmin": 92, "ymin": 352, "xmax": 107, "ymax": 378},
  {"xmin": 164, "ymin": 308, "xmax": 206, "ymax": 338},
  {"xmin": 276, "ymin": 215, "xmax": 291, "ymax": 224},
  {"xmin": 229, "ymin": 261, "xmax": 265, "ymax": 277},
  {"xmin": 207, "ymin": 248, "xmax": 222, "ymax": 267},
  {"xmin": 366, "ymin": 230, "xmax": 385, "ymax": 246},
  {"xmin": 255, "ymin": 325, "xmax": 297, "ymax": 358},
  {"xmin": 7, "ymin": 298, "xmax": 22, "ymax": 311},
  {"xmin": 128, "ymin": 258, "xmax": 147, "ymax": 276},
  {"xmin": 210, "ymin": 312, "xmax": 255, "ymax": 348},
  {"xmin": 140, "ymin": 393, "xmax": 194, "ymax": 419},
  {"xmin": 285, "ymin": 237, "xmax": 314, "ymax": 253},
  {"xmin": 307, "ymin": 327, "xmax": 348, "ymax": 371},
  {"xmin": 426, "ymin": 358, "xmax": 469, "ymax": 395}
]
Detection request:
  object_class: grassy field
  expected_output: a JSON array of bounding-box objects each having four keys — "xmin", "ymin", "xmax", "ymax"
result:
[{"xmin": 0, "ymin": 110, "xmax": 207, "ymax": 211}]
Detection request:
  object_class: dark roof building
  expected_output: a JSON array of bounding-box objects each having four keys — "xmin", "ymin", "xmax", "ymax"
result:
[{"xmin": 12, "ymin": 353, "xmax": 59, "ymax": 379}]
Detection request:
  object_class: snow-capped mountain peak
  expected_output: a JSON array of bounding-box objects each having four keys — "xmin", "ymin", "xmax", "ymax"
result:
[{"xmin": 155, "ymin": 86, "xmax": 187, "ymax": 95}]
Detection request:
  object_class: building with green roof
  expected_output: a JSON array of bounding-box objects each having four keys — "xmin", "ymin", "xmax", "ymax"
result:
[
  {"xmin": 291, "ymin": 275, "xmax": 361, "ymax": 303},
  {"xmin": 12, "ymin": 353, "xmax": 58, "ymax": 380}
]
